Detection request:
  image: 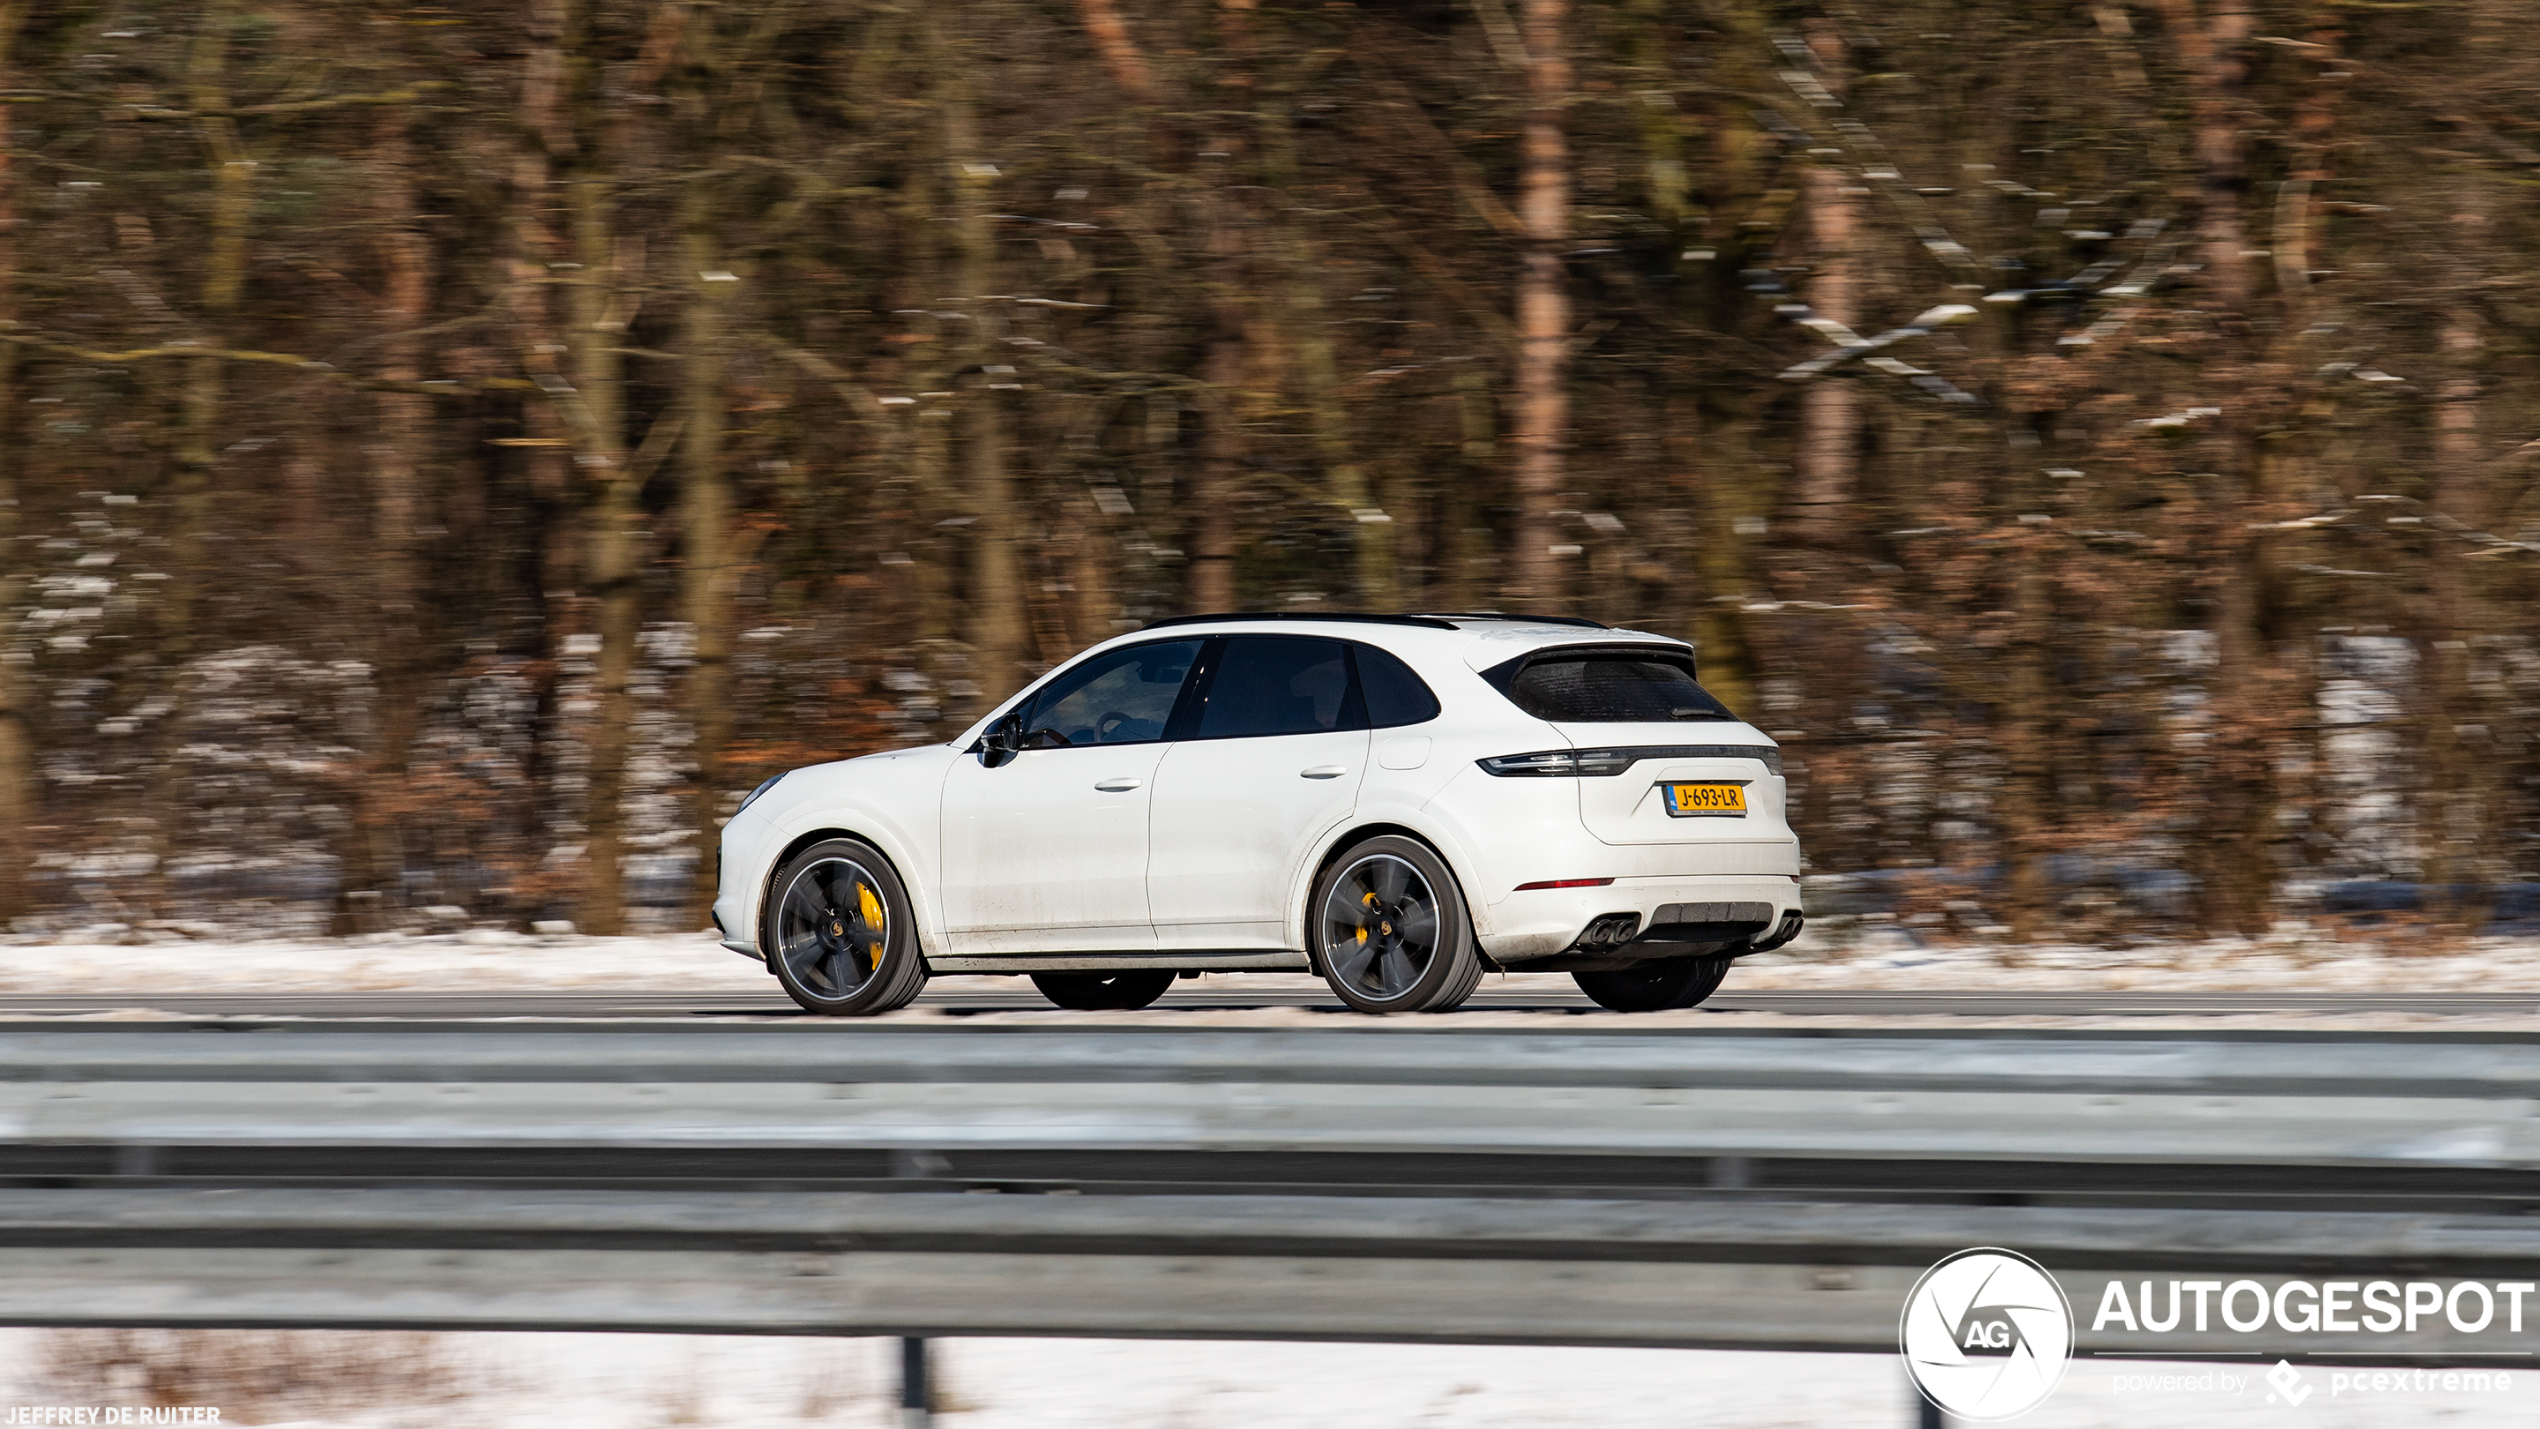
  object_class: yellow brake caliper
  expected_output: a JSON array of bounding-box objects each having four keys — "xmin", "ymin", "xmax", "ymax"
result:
[
  {"xmin": 857, "ymin": 882, "xmax": 887, "ymax": 969},
  {"xmin": 1358, "ymin": 890, "xmax": 1377, "ymax": 944}
]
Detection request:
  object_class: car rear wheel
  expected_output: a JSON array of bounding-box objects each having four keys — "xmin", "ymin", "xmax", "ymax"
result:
[
  {"xmin": 763, "ymin": 838, "xmax": 929, "ymax": 1016},
  {"xmin": 1030, "ymin": 971, "xmax": 1176, "ymax": 1011},
  {"xmin": 1311, "ymin": 836, "xmax": 1481, "ymax": 1014},
  {"xmin": 1572, "ymin": 955, "xmax": 1731, "ymax": 1013}
]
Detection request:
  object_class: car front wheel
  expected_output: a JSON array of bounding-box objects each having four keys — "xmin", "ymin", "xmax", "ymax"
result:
[{"xmin": 762, "ymin": 838, "xmax": 930, "ymax": 1016}]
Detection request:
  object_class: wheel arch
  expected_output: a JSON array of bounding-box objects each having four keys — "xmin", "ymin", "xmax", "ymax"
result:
[
  {"xmin": 1292, "ymin": 819, "xmax": 1489, "ymax": 961},
  {"xmin": 756, "ymin": 825, "xmax": 930, "ymax": 949}
]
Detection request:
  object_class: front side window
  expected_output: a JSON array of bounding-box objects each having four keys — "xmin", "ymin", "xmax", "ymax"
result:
[
  {"xmin": 1490, "ymin": 650, "xmax": 1736, "ymax": 723},
  {"xmin": 1193, "ymin": 636, "xmax": 1356, "ymax": 739},
  {"xmin": 1018, "ymin": 639, "xmax": 1203, "ymax": 746}
]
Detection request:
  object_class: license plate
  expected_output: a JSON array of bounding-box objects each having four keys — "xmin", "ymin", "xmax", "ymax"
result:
[{"xmin": 1663, "ymin": 782, "xmax": 1747, "ymax": 817}]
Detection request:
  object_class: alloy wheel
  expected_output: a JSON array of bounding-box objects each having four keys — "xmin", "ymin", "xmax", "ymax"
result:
[
  {"xmin": 774, "ymin": 857, "xmax": 889, "ymax": 998},
  {"xmin": 1320, "ymin": 853, "xmax": 1442, "ymax": 1002}
]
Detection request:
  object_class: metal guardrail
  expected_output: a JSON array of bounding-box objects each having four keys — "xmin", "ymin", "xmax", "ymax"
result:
[
  {"xmin": 2, "ymin": 1027, "xmax": 2533, "ymax": 1170},
  {"xmin": 0, "ymin": 1188, "xmax": 2535, "ymax": 1357},
  {"xmin": 0, "ymin": 1026, "xmax": 2532, "ymax": 1363}
]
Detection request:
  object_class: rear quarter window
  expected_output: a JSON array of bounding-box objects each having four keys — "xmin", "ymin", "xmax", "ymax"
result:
[
  {"xmin": 1350, "ymin": 644, "xmax": 1441, "ymax": 728},
  {"xmin": 1487, "ymin": 650, "xmax": 1736, "ymax": 723}
]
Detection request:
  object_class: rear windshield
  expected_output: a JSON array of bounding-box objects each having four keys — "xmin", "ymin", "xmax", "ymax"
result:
[{"xmin": 1494, "ymin": 652, "xmax": 1736, "ymax": 723}]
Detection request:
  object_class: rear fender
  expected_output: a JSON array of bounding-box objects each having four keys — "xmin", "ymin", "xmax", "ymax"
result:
[{"xmin": 1287, "ymin": 801, "xmax": 1499, "ymax": 954}]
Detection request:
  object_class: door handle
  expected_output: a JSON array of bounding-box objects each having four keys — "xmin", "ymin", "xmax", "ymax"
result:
[
  {"xmin": 1093, "ymin": 777, "xmax": 1143, "ymax": 792},
  {"xmin": 1299, "ymin": 765, "xmax": 1349, "ymax": 779}
]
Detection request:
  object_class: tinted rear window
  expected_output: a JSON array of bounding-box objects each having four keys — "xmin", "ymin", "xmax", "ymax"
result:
[
  {"xmin": 1194, "ymin": 636, "xmax": 1355, "ymax": 739},
  {"xmin": 1498, "ymin": 653, "xmax": 1735, "ymax": 723}
]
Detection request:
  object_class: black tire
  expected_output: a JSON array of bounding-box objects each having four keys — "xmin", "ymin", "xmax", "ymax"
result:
[
  {"xmin": 1572, "ymin": 955, "xmax": 1732, "ymax": 1013},
  {"xmin": 1030, "ymin": 971, "xmax": 1176, "ymax": 1011},
  {"xmin": 762, "ymin": 838, "xmax": 929, "ymax": 1016},
  {"xmin": 1311, "ymin": 835, "xmax": 1481, "ymax": 1014}
]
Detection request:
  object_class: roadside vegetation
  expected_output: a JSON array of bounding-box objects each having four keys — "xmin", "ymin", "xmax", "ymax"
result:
[{"xmin": 0, "ymin": 2, "xmax": 2531, "ymax": 944}]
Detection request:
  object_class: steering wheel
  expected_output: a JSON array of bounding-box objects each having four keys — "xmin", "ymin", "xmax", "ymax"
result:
[{"xmin": 1094, "ymin": 710, "xmax": 1136, "ymax": 742}]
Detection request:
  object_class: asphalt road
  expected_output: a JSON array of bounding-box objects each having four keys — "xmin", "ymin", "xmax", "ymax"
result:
[{"xmin": 0, "ymin": 985, "xmax": 2529, "ymax": 1021}]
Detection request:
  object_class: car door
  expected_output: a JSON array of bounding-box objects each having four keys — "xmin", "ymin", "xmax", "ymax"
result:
[
  {"xmin": 937, "ymin": 638, "xmax": 1204, "ymax": 954},
  {"xmin": 1147, "ymin": 635, "xmax": 1369, "ymax": 950}
]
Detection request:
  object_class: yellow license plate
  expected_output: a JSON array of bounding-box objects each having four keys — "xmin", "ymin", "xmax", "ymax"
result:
[{"xmin": 1663, "ymin": 782, "xmax": 1747, "ymax": 817}]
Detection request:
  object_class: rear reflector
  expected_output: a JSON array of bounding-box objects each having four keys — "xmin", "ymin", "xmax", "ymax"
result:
[{"xmin": 1514, "ymin": 878, "xmax": 1615, "ymax": 891}]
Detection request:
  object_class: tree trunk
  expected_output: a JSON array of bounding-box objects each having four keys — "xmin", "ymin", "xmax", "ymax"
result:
[
  {"xmin": 1190, "ymin": 332, "xmax": 1242, "ymax": 613},
  {"xmin": 681, "ymin": 188, "xmax": 733, "ymax": 928},
  {"xmin": 1792, "ymin": 23, "xmax": 1860, "ymax": 551},
  {"xmin": 2167, "ymin": 0, "xmax": 2273, "ymax": 938},
  {"xmin": 1508, "ymin": 0, "xmax": 1570, "ymax": 608},
  {"xmin": 1257, "ymin": 96, "xmax": 1388, "ymax": 609},
  {"xmin": 2174, "ymin": 0, "xmax": 2256, "ymax": 324},
  {"xmin": 1182, "ymin": 2, "xmax": 1250, "ymax": 616},
  {"xmin": 2421, "ymin": 303, "xmax": 2482, "ymax": 924},
  {"xmin": 945, "ymin": 58, "xmax": 1025, "ymax": 700},
  {"xmin": 511, "ymin": 0, "xmax": 576, "ymax": 925},
  {"xmin": 149, "ymin": 2, "xmax": 251, "ymax": 918},
  {"xmin": 568, "ymin": 9, "xmax": 639, "ymax": 938},
  {"xmin": 332, "ymin": 107, "xmax": 434, "ymax": 936},
  {"xmin": 0, "ymin": 3, "xmax": 30, "ymax": 926},
  {"xmin": 1999, "ymin": 520, "xmax": 2054, "ymax": 943},
  {"xmin": 1442, "ymin": 365, "xmax": 1499, "ymax": 609},
  {"xmin": 886, "ymin": 29, "xmax": 957, "ymax": 660},
  {"xmin": 1669, "ymin": 394, "xmax": 1757, "ymax": 719}
]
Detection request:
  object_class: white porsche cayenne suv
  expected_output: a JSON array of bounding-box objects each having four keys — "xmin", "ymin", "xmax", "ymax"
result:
[{"xmin": 712, "ymin": 613, "xmax": 1803, "ymax": 1015}]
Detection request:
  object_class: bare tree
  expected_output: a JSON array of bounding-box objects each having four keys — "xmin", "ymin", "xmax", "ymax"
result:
[
  {"xmin": 1508, "ymin": 0, "xmax": 1571, "ymax": 608},
  {"xmin": 1791, "ymin": 21, "xmax": 1862, "ymax": 551},
  {"xmin": 331, "ymin": 106, "xmax": 435, "ymax": 935},
  {"xmin": 679, "ymin": 45, "xmax": 736, "ymax": 927},
  {"xmin": 942, "ymin": 25, "xmax": 1026, "ymax": 701},
  {"xmin": 0, "ymin": 3, "xmax": 28, "ymax": 925},
  {"xmin": 555, "ymin": 0, "xmax": 645, "ymax": 938}
]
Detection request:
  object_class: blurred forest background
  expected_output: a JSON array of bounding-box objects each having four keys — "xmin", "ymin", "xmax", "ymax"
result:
[{"xmin": 0, "ymin": 0, "xmax": 2534, "ymax": 944}]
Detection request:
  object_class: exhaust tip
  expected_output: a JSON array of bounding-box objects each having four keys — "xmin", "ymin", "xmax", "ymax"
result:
[{"xmin": 1576, "ymin": 911, "xmax": 1643, "ymax": 951}]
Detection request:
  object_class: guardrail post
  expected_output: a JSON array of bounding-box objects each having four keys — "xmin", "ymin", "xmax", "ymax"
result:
[{"xmin": 900, "ymin": 1336, "xmax": 930, "ymax": 1429}]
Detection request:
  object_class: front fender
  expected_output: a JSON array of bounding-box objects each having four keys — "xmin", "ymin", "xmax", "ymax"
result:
[{"xmin": 720, "ymin": 748, "xmax": 956, "ymax": 957}]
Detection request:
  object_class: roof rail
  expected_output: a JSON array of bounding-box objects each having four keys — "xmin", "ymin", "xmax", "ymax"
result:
[
  {"xmin": 1138, "ymin": 611, "xmax": 1463, "ymax": 632},
  {"xmin": 1419, "ymin": 611, "xmax": 1610, "ymax": 630}
]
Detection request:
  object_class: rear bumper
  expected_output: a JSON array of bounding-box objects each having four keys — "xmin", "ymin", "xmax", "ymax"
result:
[{"xmin": 1478, "ymin": 874, "xmax": 1803, "ymax": 966}]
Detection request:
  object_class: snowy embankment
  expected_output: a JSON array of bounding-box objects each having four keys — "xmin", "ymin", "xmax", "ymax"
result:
[
  {"xmin": 0, "ymin": 1328, "xmax": 2524, "ymax": 1429},
  {"xmin": 0, "ymin": 919, "xmax": 2531, "ymax": 1013}
]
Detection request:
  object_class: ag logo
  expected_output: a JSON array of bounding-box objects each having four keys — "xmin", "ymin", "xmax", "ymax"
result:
[{"xmin": 1900, "ymin": 1248, "xmax": 2073, "ymax": 1421}]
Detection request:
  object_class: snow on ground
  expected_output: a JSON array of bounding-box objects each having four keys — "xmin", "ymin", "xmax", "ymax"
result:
[
  {"xmin": 0, "ymin": 922, "xmax": 2535, "ymax": 1025},
  {"xmin": 0, "ymin": 1331, "xmax": 2524, "ymax": 1428},
  {"xmin": 0, "ymin": 927, "xmax": 777, "ymax": 996}
]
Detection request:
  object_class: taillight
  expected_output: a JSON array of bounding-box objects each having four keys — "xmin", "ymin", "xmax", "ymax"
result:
[
  {"xmin": 1476, "ymin": 748, "xmax": 1634, "ymax": 777},
  {"xmin": 1515, "ymin": 878, "xmax": 1614, "ymax": 891},
  {"xmin": 1476, "ymin": 745, "xmax": 1784, "ymax": 777}
]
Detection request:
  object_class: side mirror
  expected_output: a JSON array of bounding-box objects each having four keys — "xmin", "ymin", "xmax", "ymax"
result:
[{"xmin": 981, "ymin": 710, "xmax": 1025, "ymax": 767}]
